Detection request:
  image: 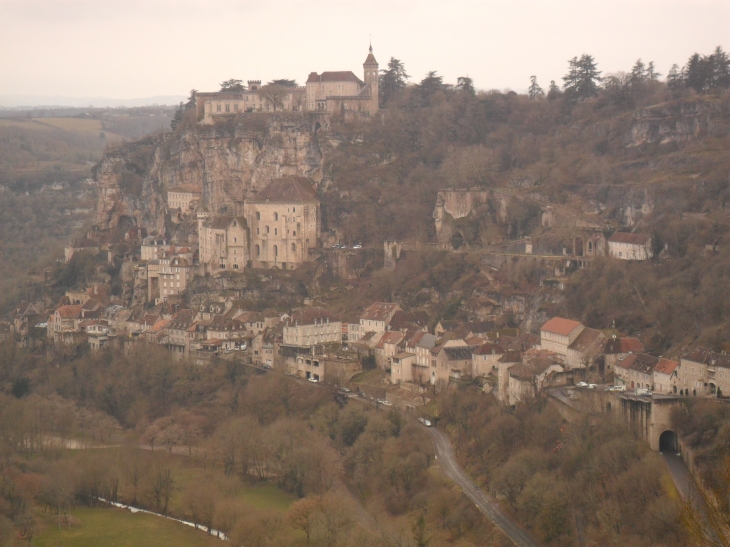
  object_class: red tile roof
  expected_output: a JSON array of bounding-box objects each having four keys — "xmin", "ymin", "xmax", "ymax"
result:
[
  {"xmin": 654, "ymin": 358, "xmax": 679, "ymax": 375},
  {"xmin": 541, "ymin": 317, "xmax": 582, "ymax": 336},
  {"xmin": 56, "ymin": 305, "xmax": 82, "ymax": 319},
  {"xmin": 609, "ymin": 232, "xmax": 651, "ymax": 245}
]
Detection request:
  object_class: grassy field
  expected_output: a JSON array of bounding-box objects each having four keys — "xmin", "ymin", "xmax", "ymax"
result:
[
  {"xmin": 0, "ymin": 117, "xmax": 126, "ymax": 140},
  {"xmin": 34, "ymin": 507, "xmax": 224, "ymax": 547}
]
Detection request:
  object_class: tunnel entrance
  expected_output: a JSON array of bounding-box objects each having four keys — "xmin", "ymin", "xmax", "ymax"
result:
[{"xmin": 659, "ymin": 430, "xmax": 679, "ymax": 453}]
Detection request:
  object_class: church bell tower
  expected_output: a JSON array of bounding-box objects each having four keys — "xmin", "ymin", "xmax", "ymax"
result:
[{"xmin": 363, "ymin": 44, "xmax": 379, "ymax": 114}]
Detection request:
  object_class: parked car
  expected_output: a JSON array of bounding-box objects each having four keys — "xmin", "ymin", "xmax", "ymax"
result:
[
  {"xmin": 339, "ymin": 387, "xmax": 351, "ymax": 393},
  {"xmin": 588, "ymin": 383, "xmax": 598, "ymax": 389},
  {"xmin": 609, "ymin": 385, "xmax": 627, "ymax": 392},
  {"xmin": 636, "ymin": 388, "xmax": 651, "ymax": 397},
  {"xmin": 417, "ymin": 417, "xmax": 432, "ymax": 427},
  {"xmin": 353, "ymin": 243, "xmax": 362, "ymax": 249},
  {"xmin": 576, "ymin": 382, "xmax": 588, "ymax": 388},
  {"xmin": 308, "ymin": 377, "xmax": 319, "ymax": 383},
  {"xmin": 262, "ymin": 363, "xmax": 271, "ymax": 370}
]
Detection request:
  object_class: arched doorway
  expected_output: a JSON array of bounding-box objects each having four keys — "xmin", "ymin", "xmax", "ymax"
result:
[{"xmin": 659, "ymin": 430, "xmax": 679, "ymax": 453}]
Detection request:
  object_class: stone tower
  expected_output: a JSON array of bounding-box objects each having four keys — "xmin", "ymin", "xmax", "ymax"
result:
[{"xmin": 363, "ymin": 44, "xmax": 379, "ymax": 113}]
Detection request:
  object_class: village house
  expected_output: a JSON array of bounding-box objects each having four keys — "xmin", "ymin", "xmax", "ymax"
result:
[
  {"xmin": 679, "ymin": 347, "xmax": 730, "ymax": 397},
  {"xmin": 282, "ymin": 308, "xmax": 341, "ymax": 346},
  {"xmin": 432, "ymin": 345, "xmax": 478, "ymax": 385},
  {"xmin": 47, "ymin": 304, "xmax": 83, "ymax": 344},
  {"xmin": 164, "ymin": 310, "xmax": 196, "ymax": 358},
  {"xmin": 359, "ymin": 302, "xmax": 402, "ymax": 336},
  {"xmin": 507, "ymin": 354, "xmax": 565, "ymax": 406},
  {"xmin": 390, "ymin": 352, "xmax": 416, "ymax": 384},
  {"xmin": 375, "ymin": 331, "xmax": 405, "ymax": 369},
  {"xmin": 653, "ymin": 358, "xmax": 679, "ymax": 394},
  {"xmin": 608, "ymin": 232, "xmax": 652, "ymax": 260},
  {"xmin": 196, "ymin": 81, "xmax": 306, "ymax": 124},
  {"xmin": 243, "ymin": 177, "xmax": 321, "ymax": 270},
  {"xmin": 603, "ymin": 336, "xmax": 645, "ymax": 377},
  {"xmin": 540, "ymin": 317, "xmax": 584, "ymax": 357},
  {"xmin": 141, "ymin": 237, "xmax": 174, "ymax": 261},
  {"xmin": 147, "ymin": 256, "xmax": 195, "ymax": 302},
  {"xmin": 566, "ymin": 327, "xmax": 606, "ymax": 368},
  {"xmin": 615, "ymin": 353, "xmax": 659, "ymax": 390},
  {"xmin": 472, "ymin": 342, "xmax": 506, "ymax": 377}
]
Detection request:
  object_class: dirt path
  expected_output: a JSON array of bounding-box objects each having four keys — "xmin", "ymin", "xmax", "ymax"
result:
[{"xmin": 427, "ymin": 427, "xmax": 541, "ymax": 547}]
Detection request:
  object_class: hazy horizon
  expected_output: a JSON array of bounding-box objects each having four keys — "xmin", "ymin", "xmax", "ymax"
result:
[{"xmin": 1, "ymin": 0, "xmax": 728, "ymax": 102}]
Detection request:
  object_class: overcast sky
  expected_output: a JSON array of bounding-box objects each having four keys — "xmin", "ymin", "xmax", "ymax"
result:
[{"xmin": 1, "ymin": 0, "xmax": 728, "ymax": 102}]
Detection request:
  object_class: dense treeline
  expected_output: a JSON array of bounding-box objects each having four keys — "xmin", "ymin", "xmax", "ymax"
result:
[{"xmin": 0, "ymin": 343, "xmax": 506, "ymax": 546}]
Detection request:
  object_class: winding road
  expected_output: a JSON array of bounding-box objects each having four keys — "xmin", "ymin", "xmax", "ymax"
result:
[{"xmin": 427, "ymin": 427, "xmax": 540, "ymax": 547}]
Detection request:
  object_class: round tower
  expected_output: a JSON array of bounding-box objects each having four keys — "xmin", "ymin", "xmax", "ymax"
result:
[{"xmin": 363, "ymin": 44, "xmax": 379, "ymax": 113}]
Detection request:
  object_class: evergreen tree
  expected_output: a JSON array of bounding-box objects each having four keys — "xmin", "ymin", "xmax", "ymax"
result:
[
  {"xmin": 547, "ymin": 80, "xmax": 561, "ymax": 101},
  {"xmin": 646, "ymin": 61, "xmax": 661, "ymax": 81},
  {"xmin": 528, "ymin": 76, "xmax": 544, "ymax": 100},
  {"xmin": 379, "ymin": 58, "xmax": 409, "ymax": 106},
  {"xmin": 418, "ymin": 71, "xmax": 448, "ymax": 103},
  {"xmin": 267, "ymin": 79, "xmax": 298, "ymax": 87},
  {"xmin": 219, "ymin": 79, "xmax": 245, "ymax": 92},
  {"xmin": 667, "ymin": 64, "xmax": 684, "ymax": 90},
  {"xmin": 171, "ymin": 102, "xmax": 184, "ymax": 130},
  {"xmin": 456, "ymin": 76, "xmax": 475, "ymax": 95},
  {"xmin": 711, "ymin": 46, "xmax": 730, "ymax": 88},
  {"xmin": 685, "ymin": 53, "xmax": 708, "ymax": 92},
  {"xmin": 628, "ymin": 59, "xmax": 647, "ymax": 96},
  {"xmin": 562, "ymin": 56, "xmax": 580, "ymax": 97},
  {"xmin": 185, "ymin": 89, "xmax": 197, "ymax": 109},
  {"xmin": 576, "ymin": 54, "xmax": 602, "ymax": 98}
]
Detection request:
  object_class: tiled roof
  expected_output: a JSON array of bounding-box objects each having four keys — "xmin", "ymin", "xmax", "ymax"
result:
[
  {"xmin": 251, "ymin": 177, "xmax": 318, "ymax": 203},
  {"xmin": 415, "ymin": 333, "xmax": 437, "ymax": 350},
  {"xmin": 540, "ymin": 317, "xmax": 582, "ymax": 336},
  {"xmin": 568, "ymin": 327, "xmax": 605, "ymax": 353},
  {"xmin": 628, "ymin": 353, "xmax": 659, "ymax": 375},
  {"xmin": 473, "ymin": 343, "xmax": 505, "ymax": 356},
  {"xmin": 681, "ymin": 347, "xmax": 730, "ymax": 369},
  {"xmin": 654, "ymin": 358, "xmax": 679, "ymax": 375},
  {"xmin": 361, "ymin": 302, "xmax": 400, "ymax": 321},
  {"xmin": 56, "ymin": 305, "xmax": 82, "ymax": 319},
  {"xmin": 609, "ymin": 232, "xmax": 651, "ymax": 245},
  {"xmin": 498, "ymin": 351, "xmax": 522, "ymax": 364}
]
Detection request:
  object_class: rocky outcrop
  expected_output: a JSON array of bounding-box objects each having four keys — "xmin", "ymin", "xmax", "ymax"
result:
[
  {"xmin": 93, "ymin": 115, "xmax": 323, "ymax": 237},
  {"xmin": 624, "ymin": 97, "xmax": 728, "ymax": 147}
]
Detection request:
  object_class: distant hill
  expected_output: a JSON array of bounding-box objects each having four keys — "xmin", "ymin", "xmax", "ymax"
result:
[{"xmin": 0, "ymin": 94, "xmax": 186, "ymax": 108}]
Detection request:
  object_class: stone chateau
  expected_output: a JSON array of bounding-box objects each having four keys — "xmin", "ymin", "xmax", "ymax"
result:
[{"xmin": 196, "ymin": 45, "xmax": 379, "ymax": 123}]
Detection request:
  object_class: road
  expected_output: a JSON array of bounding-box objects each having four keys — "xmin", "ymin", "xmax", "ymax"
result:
[
  {"xmin": 427, "ymin": 427, "xmax": 540, "ymax": 547},
  {"xmin": 661, "ymin": 452, "xmax": 698, "ymax": 501}
]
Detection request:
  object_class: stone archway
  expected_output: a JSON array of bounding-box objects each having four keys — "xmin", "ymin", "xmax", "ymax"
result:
[{"xmin": 659, "ymin": 430, "xmax": 679, "ymax": 453}]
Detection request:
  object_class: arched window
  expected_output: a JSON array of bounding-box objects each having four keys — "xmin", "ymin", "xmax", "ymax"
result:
[
  {"xmin": 256, "ymin": 212, "xmax": 260, "ymax": 220},
  {"xmin": 265, "ymin": 225, "xmax": 269, "ymax": 234},
  {"xmin": 255, "ymin": 244, "xmax": 260, "ymax": 257},
  {"xmin": 233, "ymin": 221, "xmax": 237, "ymax": 227},
  {"xmin": 293, "ymin": 207, "xmax": 296, "ymax": 213},
  {"xmin": 256, "ymin": 227, "xmax": 259, "ymax": 235},
  {"xmin": 274, "ymin": 228, "xmax": 278, "ymax": 235},
  {"xmin": 291, "ymin": 243, "xmax": 296, "ymax": 252},
  {"xmin": 274, "ymin": 212, "xmax": 279, "ymax": 221},
  {"xmin": 274, "ymin": 245, "xmax": 278, "ymax": 257}
]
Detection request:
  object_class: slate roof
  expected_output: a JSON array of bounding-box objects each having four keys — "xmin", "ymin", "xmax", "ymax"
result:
[
  {"xmin": 306, "ymin": 71, "xmax": 363, "ymax": 84},
  {"xmin": 609, "ymin": 232, "xmax": 651, "ymax": 245},
  {"xmin": 443, "ymin": 346, "xmax": 478, "ymax": 361},
  {"xmin": 568, "ymin": 327, "xmax": 605, "ymax": 353},
  {"xmin": 251, "ymin": 177, "xmax": 319, "ymax": 203},
  {"xmin": 541, "ymin": 317, "xmax": 582, "ymax": 336},
  {"xmin": 206, "ymin": 216, "xmax": 247, "ymax": 230}
]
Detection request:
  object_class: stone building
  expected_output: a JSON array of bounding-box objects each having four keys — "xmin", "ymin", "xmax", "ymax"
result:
[
  {"xmin": 608, "ymin": 232, "xmax": 652, "ymax": 260},
  {"xmin": 282, "ymin": 308, "xmax": 341, "ymax": 346},
  {"xmin": 196, "ymin": 82, "xmax": 306, "ymax": 124},
  {"xmin": 679, "ymin": 347, "xmax": 730, "ymax": 397},
  {"xmin": 167, "ymin": 185, "xmax": 201, "ymax": 212},
  {"xmin": 147, "ymin": 256, "xmax": 195, "ymax": 302},
  {"xmin": 198, "ymin": 216, "xmax": 248, "ymax": 274},
  {"xmin": 244, "ymin": 177, "xmax": 320, "ymax": 270},
  {"xmin": 305, "ymin": 45, "xmax": 379, "ymax": 115},
  {"xmin": 540, "ymin": 317, "xmax": 584, "ymax": 357}
]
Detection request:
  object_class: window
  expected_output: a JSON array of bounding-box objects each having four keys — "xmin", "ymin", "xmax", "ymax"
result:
[
  {"xmin": 274, "ymin": 212, "xmax": 278, "ymax": 221},
  {"xmin": 293, "ymin": 207, "xmax": 296, "ymax": 213},
  {"xmin": 255, "ymin": 245, "xmax": 260, "ymax": 257},
  {"xmin": 233, "ymin": 237, "xmax": 237, "ymax": 242},
  {"xmin": 292, "ymin": 231, "xmax": 296, "ymax": 236},
  {"xmin": 216, "ymin": 104, "xmax": 221, "ymax": 112},
  {"xmin": 274, "ymin": 228, "xmax": 278, "ymax": 235},
  {"xmin": 234, "ymin": 103, "xmax": 238, "ymax": 111},
  {"xmin": 265, "ymin": 226, "xmax": 269, "ymax": 234},
  {"xmin": 256, "ymin": 212, "xmax": 260, "ymax": 220},
  {"xmin": 274, "ymin": 245, "xmax": 278, "ymax": 257},
  {"xmin": 257, "ymin": 227, "xmax": 259, "ymax": 234},
  {"xmin": 225, "ymin": 104, "xmax": 230, "ymax": 112},
  {"xmin": 291, "ymin": 243, "xmax": 296, "ymax": 252},
  {"xmin": 233, "ymin": 221, "xmax": 237, "ymax": 227}
]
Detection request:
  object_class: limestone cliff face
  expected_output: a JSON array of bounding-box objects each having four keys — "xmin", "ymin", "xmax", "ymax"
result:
[
  {"xmin": 624, "ymin": 98, "xmax": 728, "ymax": 147},
  {"xmin": 93, "ymin": 116, "xmax": 323, "ymax": 237}
]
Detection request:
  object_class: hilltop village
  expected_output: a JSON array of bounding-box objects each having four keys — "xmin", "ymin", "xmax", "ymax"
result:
[{"xmin": 4, "ymin": 45, "xmax": 729, "ymax": 416}]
